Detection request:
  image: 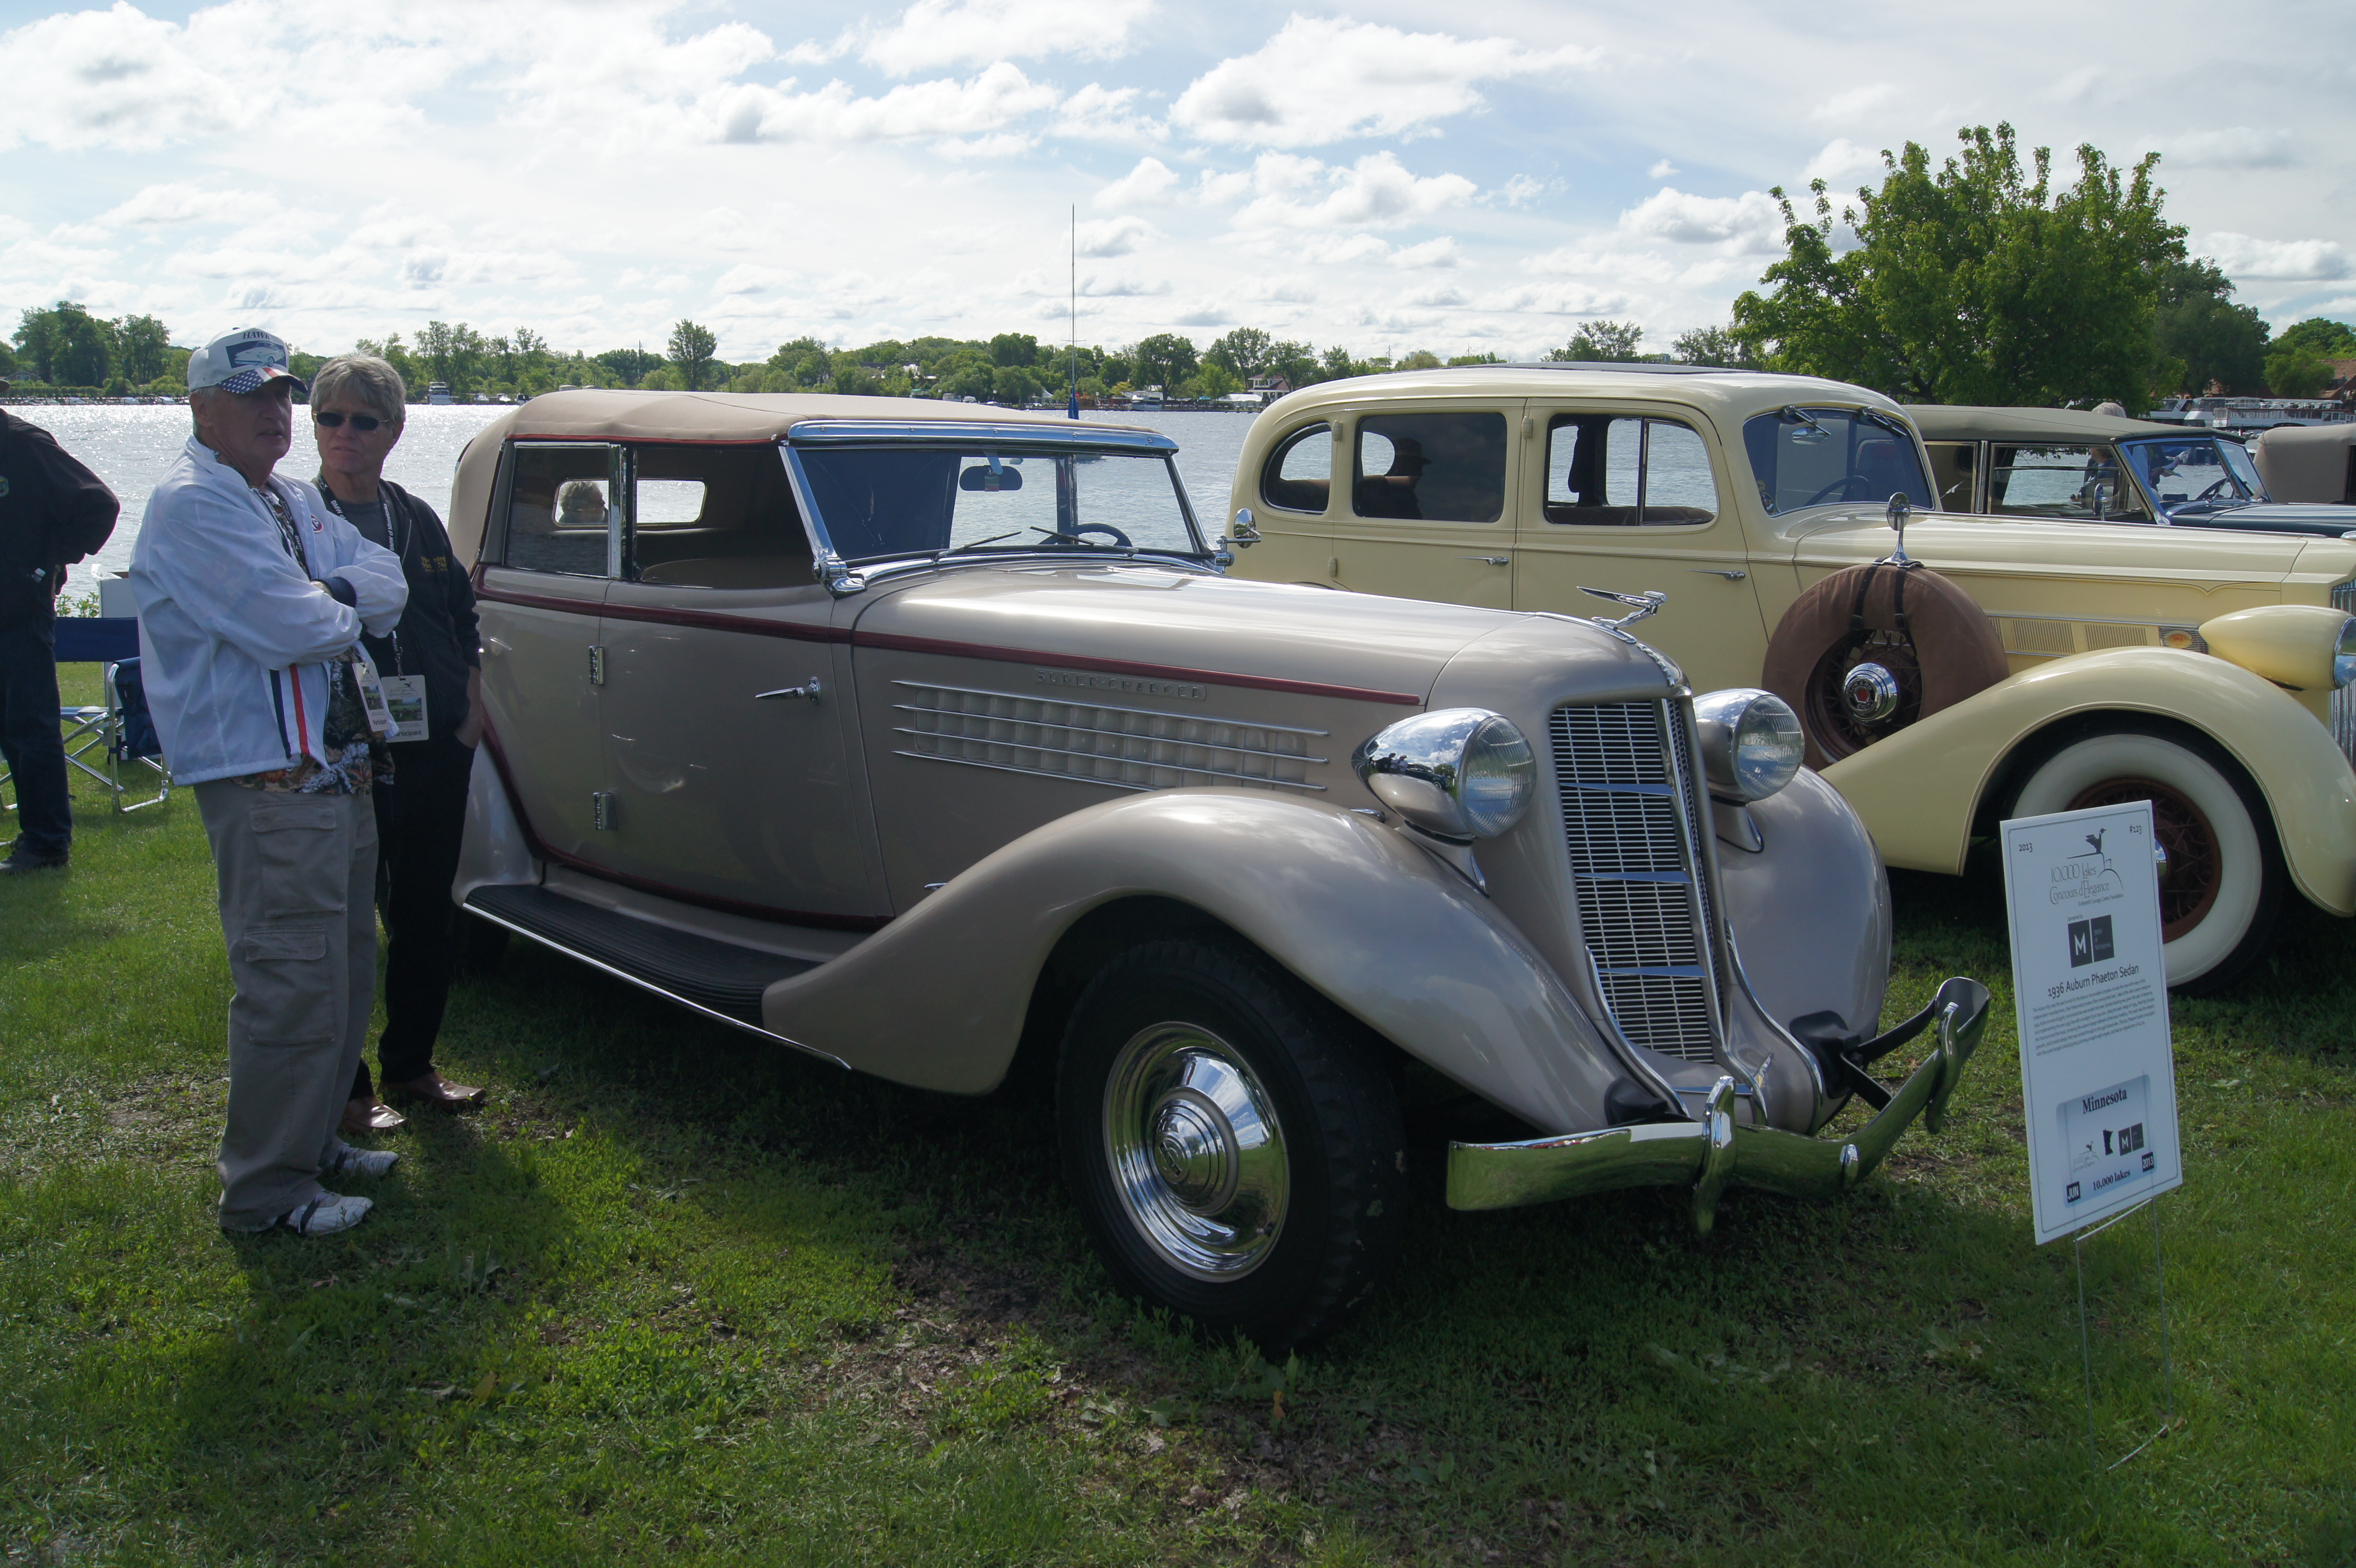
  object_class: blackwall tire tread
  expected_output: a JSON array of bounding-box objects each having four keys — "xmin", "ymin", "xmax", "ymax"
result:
[{"xmin": 1056, "ymin": 935, "xmax": 1406, "ymax": 1350}]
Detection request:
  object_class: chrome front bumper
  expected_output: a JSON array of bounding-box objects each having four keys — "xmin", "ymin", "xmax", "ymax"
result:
[{"xmin": 1446, "ymin": 976, "xmax": 1992, "ymax": 1232}]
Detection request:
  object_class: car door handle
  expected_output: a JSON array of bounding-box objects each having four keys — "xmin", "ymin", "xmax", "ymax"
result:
[
  {"xmin": 1690, "ymin": 568, "xmax": 1747, "ymax": 580},
  {"xmin": 1460, "ymin": 555, "xmax": 1511, "ymax": 566},
  {"xmin": 755, "ymin": 678, "xmax": 822, "ymax": 704}
]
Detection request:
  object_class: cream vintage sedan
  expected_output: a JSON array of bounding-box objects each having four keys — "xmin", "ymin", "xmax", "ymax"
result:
[
  {"xmin": 443, "ymin": 391, "xmax": 1988, "ymax": 1347},
  {"xmin": 1226, "ymin": 366, "xmax": 2356, "ymax": 992}
]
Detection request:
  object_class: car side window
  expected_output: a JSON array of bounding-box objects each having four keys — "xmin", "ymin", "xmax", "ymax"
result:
[
  {"xmin": 1542, "ymin": 414, "xmax": 1718, "ymax": 525},
  {"xmin": 629, "ymin": 443, "xmax": 815, "ymax": 590},
  {"xmin": 497, "ymin": 443, "xmax": 618, "ymax": 577},
  {"xmin": 1925, "ymin": 441, "xmax": 1977, "ymax": 512},
  {"xmin": 1990, "ymin": 444, "xmax": 2150, "ymax": 522},
  {"xmin": 1261, "ymin": 423, "xmax": 1332, "ymax": 514},
  {"xmin": 1352, "ymin": 411, "xmax": 1506, "ymax": 523},
  {"xmin": 1741, "ymin": 407, "xmax": 1933, "ymax": 515}
]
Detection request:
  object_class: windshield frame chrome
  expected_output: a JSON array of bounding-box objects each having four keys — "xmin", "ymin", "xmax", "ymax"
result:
[{"xmin": 778, "ymin": 426, "xmax": 1211, "ymax": 582}]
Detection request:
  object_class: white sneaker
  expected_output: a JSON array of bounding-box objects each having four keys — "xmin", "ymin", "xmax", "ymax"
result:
[
  {"xmin": 222, "ymin": 1191, "xmax": 373, "ymax": 1237},
  {"xmin": 326, "ymin": 1141, "xmax": 400, "ymax": 1179}
]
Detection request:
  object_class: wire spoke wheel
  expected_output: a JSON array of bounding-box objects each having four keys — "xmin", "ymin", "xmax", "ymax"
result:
[
  {"xmin": 2066, "ymin": 775, "xmax": 2221, "ymax": 941},
  {"xmin": 1804, "ymin": 632, "xmax": 1923, "ymax": 760},
  {"xmin": 1103, "ymin": 1024, "xmax": 1289, "ymax": 1280}
]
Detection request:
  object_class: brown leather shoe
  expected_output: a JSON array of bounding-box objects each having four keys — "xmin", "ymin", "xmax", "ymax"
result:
[
  {"xmin": 342, "ymin": 1096, "xmax": 407, "ymax": 1136},
  {"xmin": 384, "ymin": 1072, "xmax": 487, "ymax": 1111}
]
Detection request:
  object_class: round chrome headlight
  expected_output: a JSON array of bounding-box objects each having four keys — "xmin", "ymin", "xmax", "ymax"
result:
[
  {"xmin": 1692, "ymin": 688, "xmax": 1804, "ymax": 803},
  {"xmin": 1352, "ymin": 709, "xmax": 1537, "ymax": 841},
  {"xmin": 2335, "ymin": 615, "xmax": 2356, "ymax": 690}
]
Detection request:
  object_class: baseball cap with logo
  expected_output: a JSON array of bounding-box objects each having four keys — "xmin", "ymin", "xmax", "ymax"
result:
[{"xmin": 186, "ymin": 327, "xmax": 308, "ymax": 395}]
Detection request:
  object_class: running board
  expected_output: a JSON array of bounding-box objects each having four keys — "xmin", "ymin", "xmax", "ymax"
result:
[{"xmin": 463, "ymin": 884, "xmax": 846, "ymax": 1066}]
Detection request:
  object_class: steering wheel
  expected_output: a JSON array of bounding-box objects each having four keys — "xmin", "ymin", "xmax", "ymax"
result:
[
  {"xmin": 1034, "ymin": 522, "xmax": 1132, "ymax": 547},
  {"xmin": 2193, "ymin": 477, "xmax": 2239, "ymax": 502},
  {"xmin": 1799, "ymin": 476, "xmax": 1858, "ymax": 508}
]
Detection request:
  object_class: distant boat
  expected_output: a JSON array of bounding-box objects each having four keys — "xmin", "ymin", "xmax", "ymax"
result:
[
  {"xmin": 427, "ymin": 382, "xmax": 453, "ymax": 405},
  {"xmin": 1127, "ymin": 386, "xmax": 1164, "ymax": 409}
]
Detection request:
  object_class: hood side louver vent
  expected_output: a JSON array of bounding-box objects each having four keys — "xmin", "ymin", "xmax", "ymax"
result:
[{"xmin": 891, "ymin": 680, "xmax": 1328, "ymax": 792}]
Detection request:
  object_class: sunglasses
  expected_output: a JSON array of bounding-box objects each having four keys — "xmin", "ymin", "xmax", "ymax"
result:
[{"xmin": 313, "ymin": 410, "xmax": 389, "ymax": 432}]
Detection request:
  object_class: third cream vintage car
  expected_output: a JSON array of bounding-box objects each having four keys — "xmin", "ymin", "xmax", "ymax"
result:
[
  {"xmin": 442, "ymin": 391, "xmax": 1987, "ymax": 1346},
  {"xmin": 1226, "ymin": 365, "xmax": 2356, "ymax": 992}
]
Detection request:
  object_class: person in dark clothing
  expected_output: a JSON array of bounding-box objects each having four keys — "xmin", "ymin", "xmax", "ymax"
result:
[
  {"xmin": 307, "ymin": 355, "xmax": 490, "ymax": 1135},
  {"xmin": 1, "ymin": 411, "xmax": 121, "ymax": 873}
]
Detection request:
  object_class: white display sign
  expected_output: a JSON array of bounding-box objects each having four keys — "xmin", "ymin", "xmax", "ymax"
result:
[{"xmin": 2001, "ymin": 801, "xmax": 2184, "ymax": 1244}]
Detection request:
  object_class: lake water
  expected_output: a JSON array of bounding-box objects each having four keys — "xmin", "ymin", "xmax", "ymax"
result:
[{"xmin": 19, "ymin": 404, "xmax": 1257, "ymax": 593}]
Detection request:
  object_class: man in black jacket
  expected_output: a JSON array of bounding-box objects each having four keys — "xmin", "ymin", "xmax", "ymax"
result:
[{"xmin": 1, "ymin": 411, "xmax": 121, "ymax": 873}]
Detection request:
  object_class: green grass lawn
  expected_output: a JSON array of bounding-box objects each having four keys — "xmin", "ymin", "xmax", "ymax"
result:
[{"xmin": 5, "ymin": 663, "xmax": 2353, "ymax": 1565}]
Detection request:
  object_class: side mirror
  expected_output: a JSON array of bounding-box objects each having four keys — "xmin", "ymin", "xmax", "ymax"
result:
[{"xmin": 1886, "ymin": 493, "xmax": 1913, "ymax": 563}]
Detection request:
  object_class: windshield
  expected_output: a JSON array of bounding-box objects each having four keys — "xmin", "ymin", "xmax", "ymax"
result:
[
  {"xmin": 2118, "ymin": 436, "xmax": 2267, "ymax": 515},
  {"xmin": 793, "ymin": 446, "xmax": 1205, "ymax": 562},
  {"xmin": 1742, "ymin": 406, "xmax": 1933, "ymax": 516}
]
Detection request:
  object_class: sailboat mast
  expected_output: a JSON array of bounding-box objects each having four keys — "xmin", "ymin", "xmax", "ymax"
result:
[{"xmin": 1068, "ymin": 204, "xmax": 1079, "ymax": 419}]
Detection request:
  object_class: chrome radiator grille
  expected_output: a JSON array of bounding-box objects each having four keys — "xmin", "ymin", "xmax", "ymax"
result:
[
  {"xmin": 1550, "ymin": 700, "xmax": 1723, "ymax": 1063},
  {"xmin": 2335, "ymin": 582, "xmax": 2356, "ymax": 766},
  {"xmin": 892, "ymin": 680, "xmax": 1327, "ymax": 792}
]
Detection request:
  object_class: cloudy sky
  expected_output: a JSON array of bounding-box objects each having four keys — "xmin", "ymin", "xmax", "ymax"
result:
[{"xmin": 5, "ymin": 0, "xmax": 2352, "ymax": 365}]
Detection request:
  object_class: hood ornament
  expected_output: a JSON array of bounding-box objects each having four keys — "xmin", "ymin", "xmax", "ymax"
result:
[{"xmin": 1579, "ymin": 586, "xmax": 1668, "ymax": 633}]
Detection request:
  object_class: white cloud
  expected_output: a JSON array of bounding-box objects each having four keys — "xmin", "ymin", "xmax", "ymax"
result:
[
  {"xmin": 1387, "ymin": 237, "xmax": 1462, "ymax": 270},
  {"xmin": 857, "ymin": 0, "xmax": 1154, "ymax": 75},
  {"xmin": 713, "ymin": 264, "xmax": 797, "ymax": 296},
  {"xmin": 1494, "ymin": 174, "xmax": 1548, "ymax": 207},
  {"xmin": 1617, "ymin": 187, "xmax": 1783, "ymax": 253},
  {"xmin": 1482, "ymin": 283, "xmax": 1629, "ymax": 316},
  {"xmin": 718, "ymin": 63, "xmax": 1061, "ymax": 145},
  {"xmin": 96, "ymin": 182, "xmax": 268, "ymax": 227},
  {"xmin": 1076, "ymin": 216, "xmax": 1159, "ymax": 257},
  {"xmin": 2197, "ymin": 232, "xmax": 2351, "ymax": 281},
  {"xmin": 1400, "ymin": 282, "xmax": 1467, "ymax": 308},
  {"xmin": 1172, "ymin": 303, "xmax": 1235, "ymax": 327},
  {"xmin": 1055, "ymin": 83, "xmax": 1160, "ymax": 142},
  {"xmin": 1094, "ymin": 156, "xmax": 1180, "ymax": 209},
  {"xmin": 1646, "ymin": 159, "xmax": 1679, "ymax": 180},
  {"xmin": 933, "ymin": 131, "xmax": 1037, "ymax": 158},
  {"xmin": 1228, "ymin": 152, "xmax": 1477, "ymax": 232},
  {"xmin": 1289, "ymin": 233, "xmax": 1395, "ymax": 266},
  {"xmin": 1810, "ymin": 83, "xmax": 1899, "ymax": 124},
  {"xmin": 2158, "ymin": 127, "xmax": 2295, "ymax": 170},
  {"xmin": 1170, "ymin": 16, "xmax": 1594, "ymax": 149},
  {"xmin": 1080, "ymin": 272, "xmax": 1171, "ymax": 297},
  {"xmin": 1804, "ymin": 138, "xmax": 1884, "ymax": 184}
]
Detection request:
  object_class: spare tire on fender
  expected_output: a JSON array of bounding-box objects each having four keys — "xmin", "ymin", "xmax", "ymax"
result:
[{"xmin": 1761, "ymin": 562, "xmax": 2010, "ymax": 770}]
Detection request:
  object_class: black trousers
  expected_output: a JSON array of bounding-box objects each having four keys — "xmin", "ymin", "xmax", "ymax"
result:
[
  {"xmin": 0, "ymin": 618, "xmax": 70, "ymax": 858},
  {"xmin": 351, "ymin": 733, "xmax": 474, "ymax": 1098}
]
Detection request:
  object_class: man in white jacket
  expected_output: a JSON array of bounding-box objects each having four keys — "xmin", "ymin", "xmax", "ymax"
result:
[{"xmin": 130, "ymin": 327, "xmax": 411, "ymax": 1237}]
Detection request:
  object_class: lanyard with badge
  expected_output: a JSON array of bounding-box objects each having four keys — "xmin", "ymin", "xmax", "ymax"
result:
[
  {"xmin": 320, "ymin": 484, "xmax": 429, "ymax": 741},
  {"xmin": 260, "ymin": 479, "xmax": 399, "ymax": 740}
]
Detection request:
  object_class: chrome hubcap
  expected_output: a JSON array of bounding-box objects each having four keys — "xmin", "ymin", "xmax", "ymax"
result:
[
  {"xmin": 1842, "ymin": 661, "xmax": 1901, "ymax": 723},
  {"xmin": 1103, "ymin": 1024, "xmax": 1288, "ymax": 1280}
]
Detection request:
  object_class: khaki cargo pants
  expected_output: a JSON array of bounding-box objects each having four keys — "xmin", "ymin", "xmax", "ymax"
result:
[{"xmin": 195, "ymin": 780, "xmax": 378, "ymax": 1229}]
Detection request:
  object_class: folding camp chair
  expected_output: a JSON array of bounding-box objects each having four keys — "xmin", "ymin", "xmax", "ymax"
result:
[{"xmin": 4, "ymin": 650, "xmax": 171, "ymax": 832}]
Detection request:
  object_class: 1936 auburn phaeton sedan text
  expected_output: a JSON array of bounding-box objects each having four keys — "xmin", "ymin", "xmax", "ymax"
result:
[{"xmin": 445, "ymin": 391, "xmax": 1989, "ymax": 1346}]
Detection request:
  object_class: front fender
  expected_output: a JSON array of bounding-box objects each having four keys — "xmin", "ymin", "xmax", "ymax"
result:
[
  {"xmin": 759, "ymin": 790, "xmax": 1631, "ymax": 1132},
  {"xmin": 1820, "ymin": 647, "xmax": 2356, "ymax": 915}
]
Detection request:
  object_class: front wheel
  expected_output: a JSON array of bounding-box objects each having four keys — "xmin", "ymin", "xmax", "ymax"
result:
[
  {"xmin": 2007, "ymin": 725, "xmax": 2286, "ymax": 994},
  {"xmin": 1057, "ymin": 936, "xmax": 1406, "ymax": 1349}
]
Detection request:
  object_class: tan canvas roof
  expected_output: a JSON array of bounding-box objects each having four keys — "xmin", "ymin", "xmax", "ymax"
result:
[
  {"xmin": 445, "ymin": 390, "xmax": 1157, "ymax": 562},
  {"xmin": 2251, "ymin": 422, "xmax": 2356, "ymax": 504},
  {"xmin": 1902, "ymin": 405, "xmax": 2184, "ymax": 443}
]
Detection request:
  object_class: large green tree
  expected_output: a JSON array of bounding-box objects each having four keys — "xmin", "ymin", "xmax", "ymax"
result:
[
  {"xmin": 667, "ymin": 320, "xmax": 718, "ymax": 391},
  {"xmin": 1131, "ymin": 333, "xmax": 1197, "ymax": 391},
  {"xmin": 597, "ymin": 347, "xmax": 662, "ymax": 388},
  {"xmin": 1732, "ymin": 124, "xmax": 2184, "ymax": 410},
  {"xmin": 1544, "ymin": 321, "xmax": 1644, "ymax": 362},
  {"xmin": 2151, "ymin": 261, "xmax": 2267, "ymax": 396},
  {"xmin": 14, "ymin": 301, "xmax": 114, "ymax": 386},
  {"xmin": 112, "ymin": 313, "xmax": 171, "ymax": 383},
  {"xmin": 1205, "ymin": 327, "xmax": 1275, "ymax": 381},
  {"xmin": 1671, "ymin": 324, "xmax": 1760, "ymax": 369},
  {"xmin": 2271, "ymin": 316, "xmax": 2356, "ymax": 360},
  {"xmin": 417, "ymin": 320, "xmax": 488, "ymax": 394}
]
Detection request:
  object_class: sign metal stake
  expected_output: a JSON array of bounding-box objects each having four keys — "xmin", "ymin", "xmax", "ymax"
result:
[{"xmin": 2072, "ymin": 1192, "xmax": 2177, "ymax": 1471}]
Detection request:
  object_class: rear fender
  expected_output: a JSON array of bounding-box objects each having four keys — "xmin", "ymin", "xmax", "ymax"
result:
[
  {"xmin": 759, "ymin": 790, "xmax": 1632, "ymax": 1131},
  {"xmin": 1820, "ymin": 646, "xmax": 2356, "ymax": 915}
]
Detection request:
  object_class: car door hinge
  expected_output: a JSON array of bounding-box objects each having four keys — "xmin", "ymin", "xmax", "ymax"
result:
[
  {"xmin": 588, "ymin": 645, "xmax": 606, "ymax": 685},
  {"xmin": 591, "ymin": 791, "xmax": 616, "ymax": 830}
]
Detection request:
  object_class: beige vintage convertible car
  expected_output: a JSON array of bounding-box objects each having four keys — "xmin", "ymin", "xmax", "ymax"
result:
[
  {"xmin": 1226, "ymin": 366, "xmax": 2356, "ymax": 992},
  {"xmin": 444, "ymin": 391, "xmax": 1988, "ymax": 1346}
]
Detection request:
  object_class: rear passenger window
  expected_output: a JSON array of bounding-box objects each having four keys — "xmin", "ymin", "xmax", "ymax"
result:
[
  {"xmin": 499, "ymin": 443, "xmax": 618, "ymax": 577},
  {"xmin": 1543, "ymin": 415, "xmax": 1718, "ymax": 525},
  {"xmin": 1351, "ymin": 411, "xmax": 1506, "ymax": 523},
  {"xmin": 1260, "ymin": 424, "xmax": 1332, "ymax": 514},
  {"xmin": 629, "ymin": 444, "xmax": 813, "ymax": 590}
]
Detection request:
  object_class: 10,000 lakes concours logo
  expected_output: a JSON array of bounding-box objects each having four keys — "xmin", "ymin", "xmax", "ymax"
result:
[{"xmin": 2040, "ymin": 826, "xmax": 2128, "ymax": 906}]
